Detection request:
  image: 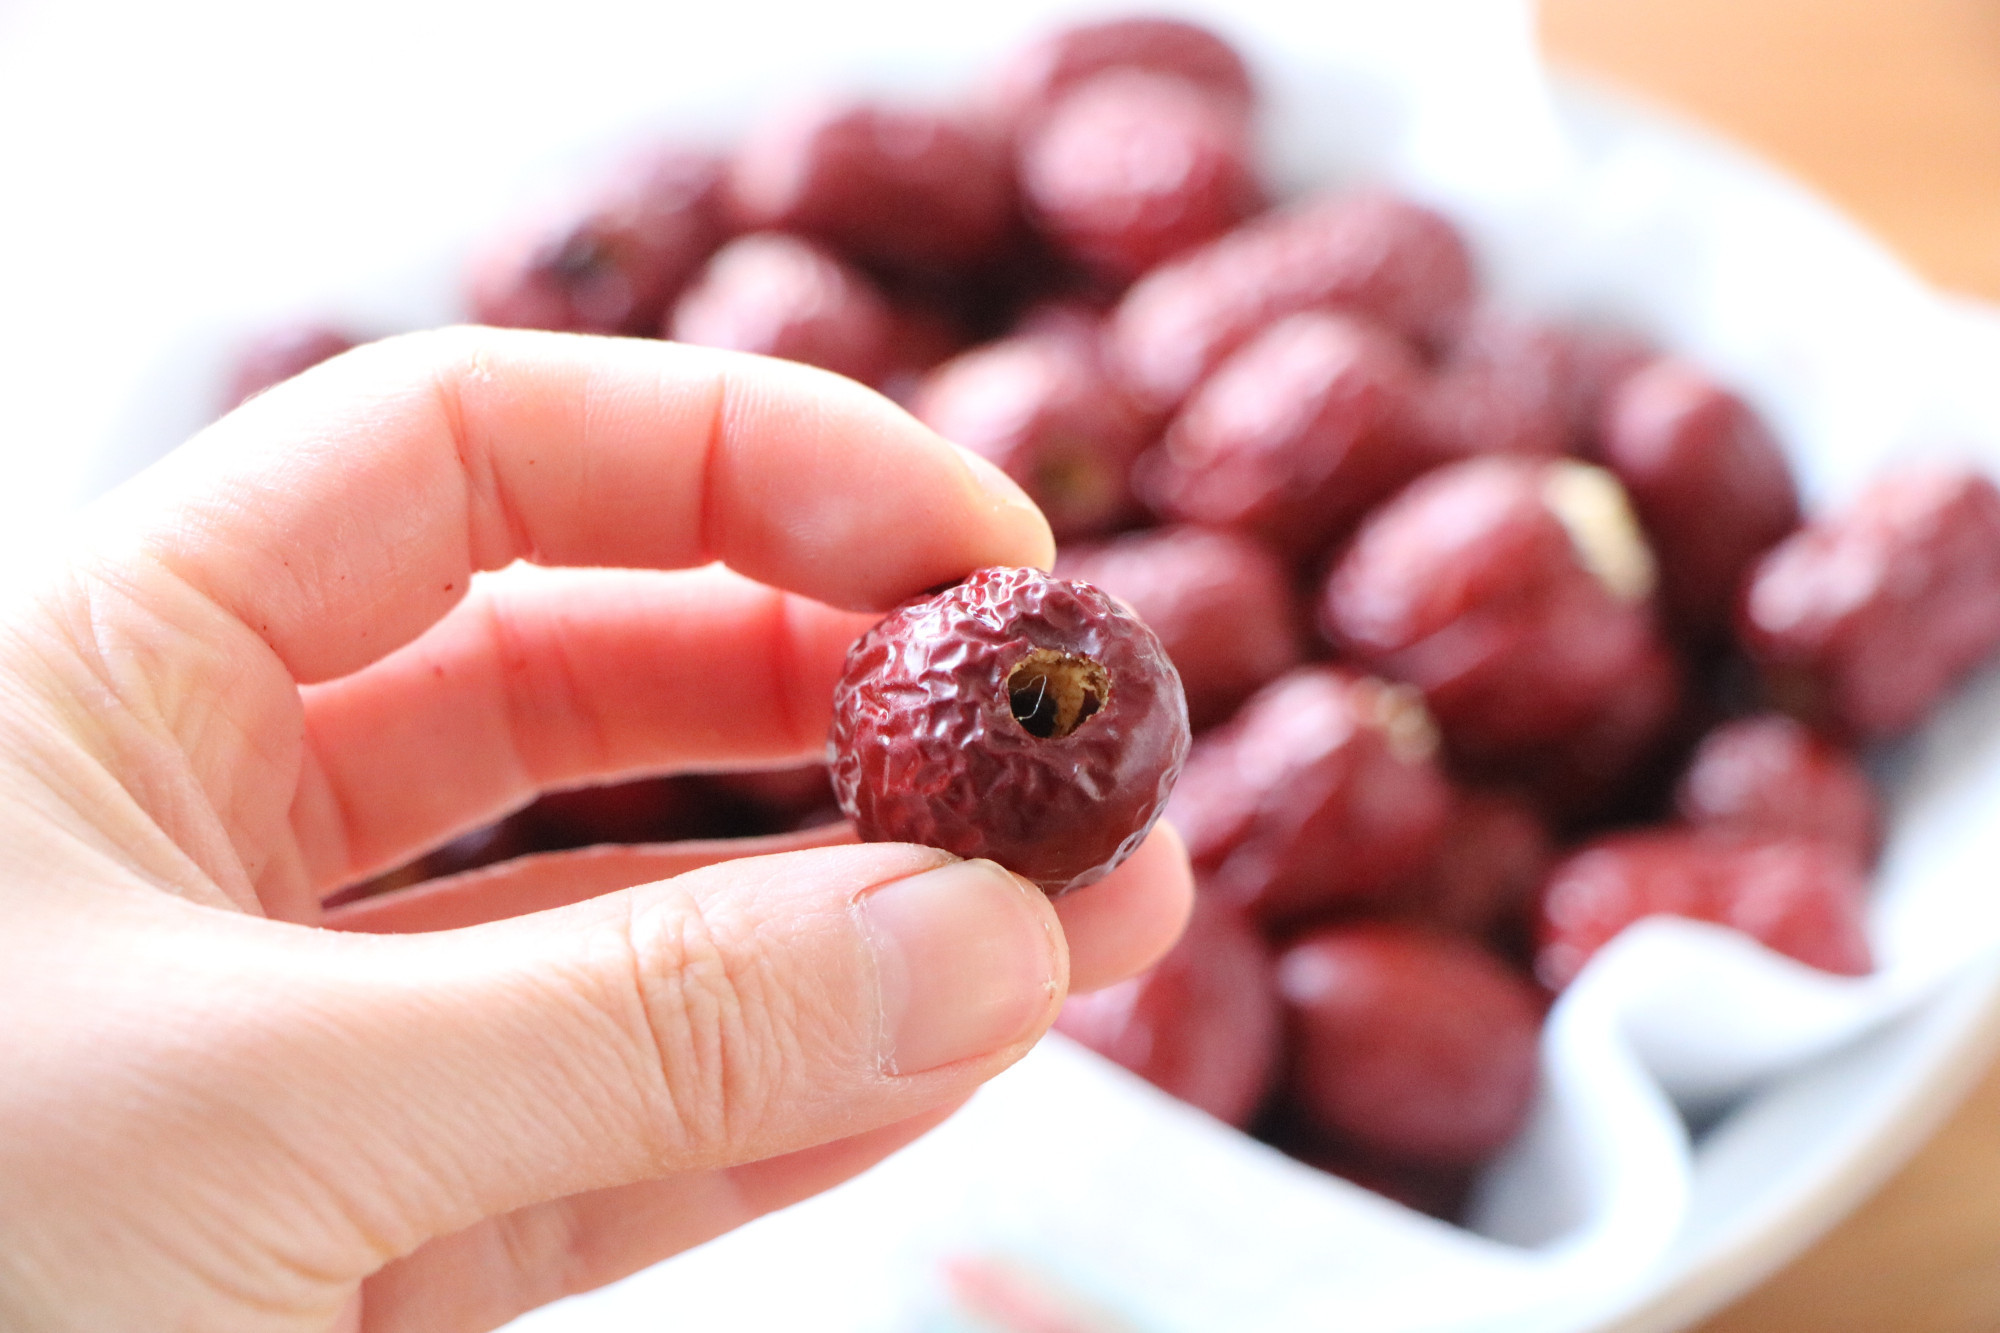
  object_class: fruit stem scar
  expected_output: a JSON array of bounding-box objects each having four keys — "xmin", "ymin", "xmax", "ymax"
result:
[{"xmin": 1008, "ymin": 649, "xmax": 1111, "ymax": 739}]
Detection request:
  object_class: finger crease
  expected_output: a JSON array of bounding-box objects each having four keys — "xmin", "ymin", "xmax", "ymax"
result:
[
  {"xmin": 474, "ymin": 591, "xmax": 564, "ymax": 794},
  {"xmin": 693, "ymin": 370, "xmax": 732, "ymax": 568}
]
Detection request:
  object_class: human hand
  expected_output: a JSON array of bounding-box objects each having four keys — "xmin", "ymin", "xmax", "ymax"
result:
[{"xmin": 0, "ymin": 328, "xmax": 1193, "ymax": 1332}]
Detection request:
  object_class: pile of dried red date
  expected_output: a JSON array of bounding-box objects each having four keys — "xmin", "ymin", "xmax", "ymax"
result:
[{"xmin": 244, "ymin": 16, "xmax": 2000, "ymax": 1220}]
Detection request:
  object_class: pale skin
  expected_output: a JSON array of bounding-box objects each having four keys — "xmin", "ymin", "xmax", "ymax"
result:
[{"xmin": 0, "ymin": 328, "xmax": 1194, "ymax": 1332}]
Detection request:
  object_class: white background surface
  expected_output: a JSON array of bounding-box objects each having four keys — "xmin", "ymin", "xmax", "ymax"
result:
[{"xmin": 9, "ymin": 3, "xmax": 2000, "ymax": 1331}]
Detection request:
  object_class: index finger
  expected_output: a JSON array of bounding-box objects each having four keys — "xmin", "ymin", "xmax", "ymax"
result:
[{"xmin": 82, "ymin": 327, "xmax": 1054, "ymax": 684}]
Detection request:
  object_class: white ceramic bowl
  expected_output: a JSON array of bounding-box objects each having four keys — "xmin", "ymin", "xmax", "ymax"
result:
[{"xmin": 6, "ymin": 3, "xmax": 2000, "ymax": 1329}]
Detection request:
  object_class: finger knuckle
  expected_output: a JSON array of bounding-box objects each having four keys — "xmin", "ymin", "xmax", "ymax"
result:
[{"xmin": 614, "ymin": 888, "xmax": 794, "ymax": 1165}]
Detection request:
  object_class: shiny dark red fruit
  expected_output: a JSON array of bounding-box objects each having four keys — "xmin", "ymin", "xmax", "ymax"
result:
[
  {"xmin": 1741, "ymin": 466, "xmax": 2000, "ymax": 740},
  {"xmin": 1597, "ymin": 357, "xmax": 1800, "ymax": 640},
  {"xmin": 1675, "ymin": 714, "xmax": 1879, "ymax": 865},
  {"xmin": 729, "ymin": 99, "xmax": 1015, "ymax": 272},
  {"xmin": 668, "ymin": 232, "xmax": 898, "ymax": 387},
  {"xmin": 1055, "ymin": 895, "xmax": 1280, "ymax": 1126},
  {"xmin": 828, "ymin": 567, "xmax": 1190, "ymax": 895},
  {"xmin": 465, "ymin": 145, "xmax": 726, "ymax": 336},
  {"xmin": 1017, "ymin": 70, "xmax": 1261, "ymax": 282},
  {"xmin": 1137, "ymin": 311, "xmax": 1431, "ymax": 559},
  {"xmin": 1167, "ymin": 666, "xmax": 1454, "ymax": 924},
  {"xmin": 1535, "ymin": 828, "xmax": 1872, "ymax": 989},
  {"xmin": 1277, "ymin": 923, "xmax": 1543, "ymax": 1167},
  {"xmin": 1108, "ymin": 189, "xmax": 1477, "ymax": 412},
  {"xmin": 989, "ymin": 16, "xmax": 1254, "ymax": 130},
  {"xmin": 912, "ymin": 329, "xmax": 1156, "ymax": 540},
  {"xmin": 1056, "ymin": 524, "xmax": 1302, "ymax": 731},
  {"xmin": 1393, "ymin": 790, "xmax": 1553, "ymax": 941},
  {"xmin": 1322, "ymin": 456, "xmax": 1674, "ymax": 766}
]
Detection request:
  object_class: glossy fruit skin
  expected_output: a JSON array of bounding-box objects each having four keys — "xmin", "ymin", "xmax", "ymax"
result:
[
  {"xmin": 1419, "ymin": 313, "xmax": 1605, "ymax": 461},
  {"xmin": 729, "ymin": 100, "xmax": 1015, "ymax": 272},
  {"xmin": 1055, "ymin": 895, "xmax": 1280, "ymax": 1127},
  {"xmin": 1597, "ymin": 357, "xmax": 1800, "ymax": 640},
  {"xmin": 1322, "ymin": 457, "xmax": 1678, "ymax": 771},
  {"xmin": 1136, "ymin": 311, "xmax": 1431, "ymax": 559},
  {"xmin": 1741, "ymin": 466, "xmax": 2000, "ymax": 740},
  {"xmin": 989, "ymin": 15, "xmax": 1254, "ymax": 129},
  {"xmin": 225, "ymin": 324, "xmax": 357, "ymax": 408},
  {"xmin": 1277, "ymin": 923, "xmax": 1543, "ymax": 1167},
  {"xmin": 1018, "ymin": 70, "xmax": 1261, "ymax": 282},
  {"xmin": 1056, "ymin": 524, "xmax": 1302, "ymax": 731},
  {"xmin": 1167, "ymin": 666, "xmax": 1454, "ymax": 924},
  {"xmin": 1675, "ymin": 714, "xmax": 1880, "ymax": 864},
  {"xmin": 1108, "ymin": 190, "xmax": 1476, "ymax": 412},
  {"xmin": 912, "ymin": 330, "xmax": 1156, "ymax": 540},
  {"xmin": 668, "ymin": 232, "xmax": 898, "ymax": 387},
  {"xmin": 1535, "ymin": 829, "xmax": 1872, "ymax": 990},
  {"xmin": 466, "ymin": 146, "xmax": 726, "ymax": 336},
  {"xmin": 1394, "ymin": 790, "xmax": 1553, "ymax": 941},
  {"xmin": 829, "ymin": 567, "xmax": 1190, "ymax": 895}
]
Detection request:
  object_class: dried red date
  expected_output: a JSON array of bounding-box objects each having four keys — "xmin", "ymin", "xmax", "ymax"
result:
[
  {"xmin": 828, "ymin": 567, "xmax": 1190, "ymax": 895},
  {"xmin": 1676, "ymin": 715, "xmax": 1879, "ymax": 864},
  {"xmin": 1419, "ymin": 313, "xmax": 1599, "ymax": 461},
  {"xmin": 1277, "ymin": 924, "xmax": 1542, "ymax": 1167},
  {"xmin": 466, "ymin": 146, "xmax": 726, "ymax": 336},
  {"xmin": 1055, "ymin": 895, "xmax": 1280, "ymax": 1127},
  {"xmin": 668, "ymin": 232, "xmax": 898, "ymax": 387},
  {"xmin": 1168, "ymin": 666, "xmax": 1453, "ymax": 924},
  {"xmin": 1598, "ymin": 358, "xmax": 1800, "ymax": 640},
  {"xmin": 1535, "ymin": 829, "xmax": 1872, "ymax": 989},
  {"xmin": 912, "ymin": 330, "xmax": 1155, "ymax": 540},
  {"xmin": 728, "ymin": 100, "xmax": 1014, "ymax": 272},
  {"xmin": 1741, "ymin": 466, "xmax": 2000, "ymax": 739},
  {"xmin": 1018, "ymin": 70, "xmax": 1261, "ymax": 282},
  {"xmin": 1109, "ymin": 190, "xmax": 1477, "ymax": 411},
  {"xmin": 1394, "ymin": 791, "xmax": 1553, "ymax": 941},
  {"xmin": 224, "ymin": 324, "xmax": 357, "ymax": 409},
  {"xmin": 989, "ymin": 15, "xmax": 1254, "ymax": 129},
  {"xmin": 1322, "ymin": 457, "xmax": 1677, "ymax": 774},
  {"xmin": 1056, "ymin": 525, "xmax": 1302, "ymax": 730},
  {"xmin": 1135, "ymin": 311, "xmax": 1431, "ymax": 557}
]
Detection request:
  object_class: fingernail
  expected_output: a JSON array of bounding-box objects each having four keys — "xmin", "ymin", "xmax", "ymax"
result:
[
  {"xmin": 956, "ymin": 448, "xmax": 1057, "ymax": 570},
  {"xmin": 858, "ymin": 858, "xmax": 1062, "ymax": 1075}
]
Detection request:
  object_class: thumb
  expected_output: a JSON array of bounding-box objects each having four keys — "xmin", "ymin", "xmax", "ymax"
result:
[{"xmin": 244, "ymin": 843, "xmax": 1065, "ymax": 1268}]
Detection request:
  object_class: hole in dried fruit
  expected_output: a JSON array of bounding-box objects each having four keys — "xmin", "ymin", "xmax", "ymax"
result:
[{"xmin": 1007, "ymin": 650, "xmax": 1111, "ymax": 740}]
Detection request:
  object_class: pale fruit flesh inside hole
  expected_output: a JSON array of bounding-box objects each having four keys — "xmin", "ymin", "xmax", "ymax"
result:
[{"xmin": 1008, "ymin": 650, "xmax": 1111, "ymax": 739}]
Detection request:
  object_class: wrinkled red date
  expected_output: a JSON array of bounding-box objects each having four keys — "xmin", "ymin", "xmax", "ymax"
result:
[
  {"xmin": 1741, "ymin": 467, "xmax": 2000, "ymax": 739},
  {"xmin": 1277, "ymin": 924, "xmax": 1543, "ymax": 1167},
  {"xmin": 989, "ymin": 15, "xmax": 1254, "ymax": 129},
  {"xmin": 1018, "ymin": 70, "xmax": 1261, "ymax": 282},
  {"xmin": 668, "ymin": 232, "xmax": 898, "ymax": 387},
  {"xmin": 729, "ymin": 100, "xmax": 1015, "ymax": 271},
  {"xmin": 1108, "ymin": 190, "xmax": 1477, "ymax": 411},
  {"xmin": 1676, "ymin": 714, "xmax": 1879, "ymax": 864},
  {"xmin": 1535, "ymin": 829, "xmax": 1872, "ymax": 989},
  {"xmin": 1056, "ymin": 524, "xmax": 1303, "ymax": 731},
  {"xmin": 1136, "ymin": 311, "xmax": 1431, "ymax": 558},
  {"xmin": 1055, "ymin": 895, "xmax": 1281, "ymax": 1127},
  {"xmin": 1598, "ymin": 357, "xmax": 1800, "ymax": 640},
  {"xmin": 466, "ymin": 146, "xmax": 727, "ymax": 337},
  {"xmin": 1167, "ymin": 666, "xmax": 1453, "ymax": 924},
  {"xmin": 1321, "ymin": 456, "xmax": 1677, "ymax": 774},
  {"xmin": 913, "ymin": 329, "xmax": 1156, "ymax": 540},
  {"xmin": 1418, "ymin": 313, "xmax": 1595, "ymax": 462},
  {"xmin": 1393, "ymin": 790, "xmax": 1553, "ymax": 942}
]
